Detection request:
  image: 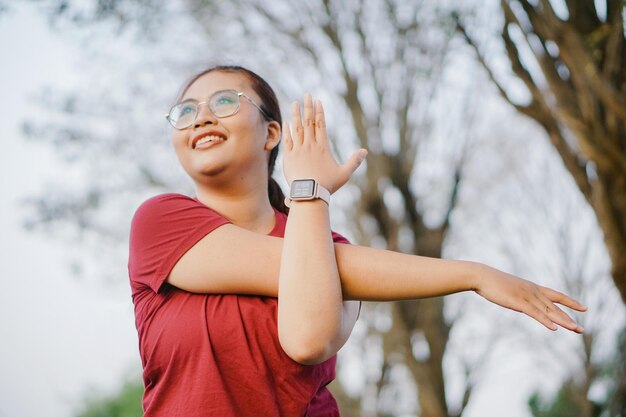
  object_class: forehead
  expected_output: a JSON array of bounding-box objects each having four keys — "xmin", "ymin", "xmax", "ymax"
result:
[{"xmin": 181, "ymin": 71, "xmax": 256, "ymax": 101}]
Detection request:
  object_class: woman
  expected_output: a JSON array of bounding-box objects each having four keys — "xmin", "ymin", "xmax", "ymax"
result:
[{"xmin": 128, "ymin": 65, "xmax": 586, "ymax": 417}]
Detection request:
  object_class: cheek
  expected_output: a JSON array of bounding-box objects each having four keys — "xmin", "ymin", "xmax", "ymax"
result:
[
  {"xmin": 171, "ymin": 129, "xmax": 186, "ymax": 145},
  {"xmin": 171, "ymin": 131, "xmax": 189, "ymax": 154},
  {"xmin": 171, "ymin": 132, "xmax": 192, "ymax": 167}
]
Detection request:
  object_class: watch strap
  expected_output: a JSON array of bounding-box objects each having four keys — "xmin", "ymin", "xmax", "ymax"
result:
[{"xmin": 315, "ymin": 183, "xmax": 331, "ymax": 205}]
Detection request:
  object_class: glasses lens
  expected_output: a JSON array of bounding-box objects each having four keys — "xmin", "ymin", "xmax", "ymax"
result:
[
  {"xmin": 209, "ymin": 90, "xmax": 240, "ymax": 117},
  {"xmin": 170, "ymin": 101, "xmax": 198, "ymax": 129}
]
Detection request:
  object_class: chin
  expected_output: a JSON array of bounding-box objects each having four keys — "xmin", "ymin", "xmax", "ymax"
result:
[{"xmin": 189, "ymin": 163, "xmax": 229, "ymax": 182}]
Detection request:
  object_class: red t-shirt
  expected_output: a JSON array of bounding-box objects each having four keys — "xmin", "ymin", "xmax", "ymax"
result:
[{"xmin": 128, "ymin": 193, "xmax": 348, "ymax": 417}]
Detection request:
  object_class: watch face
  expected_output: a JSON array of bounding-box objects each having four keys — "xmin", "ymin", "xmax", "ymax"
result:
[{"xmin": 291, "ymin": 179, "xmax": 315, "ymax": 198}]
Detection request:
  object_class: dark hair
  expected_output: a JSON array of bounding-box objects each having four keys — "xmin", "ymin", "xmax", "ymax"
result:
[{"xmin": 178, "ymin": 65, "xmax": 289, "ymax": 214}]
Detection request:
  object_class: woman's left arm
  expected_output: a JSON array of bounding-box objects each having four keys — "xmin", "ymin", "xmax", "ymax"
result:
[
  {"xmin": 278, "ymin": 198, "xmax": 361, "ymax": 364},
  {"xmin": 277, "ymin": 94, "xmax": 365, "ymax": 365}
]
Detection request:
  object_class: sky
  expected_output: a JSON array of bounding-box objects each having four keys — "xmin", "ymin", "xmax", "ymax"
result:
[
  {"xmin": 0, "ymin": 5, "xmax": 140, "ymax": 417},
  {"xmin": 0, "ymin": 2, "xmax": 622, "ymax": 417}
]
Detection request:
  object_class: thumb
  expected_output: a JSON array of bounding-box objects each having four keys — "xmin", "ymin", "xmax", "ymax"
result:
[{"xmin": 341, "ymin": 149, "xmax": 368, "ymax": 177}]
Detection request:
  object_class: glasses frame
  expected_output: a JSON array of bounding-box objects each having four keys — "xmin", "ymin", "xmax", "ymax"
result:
[{"xmin": 165, "ymin": 89, "xmax": 271, "ymax": 130}]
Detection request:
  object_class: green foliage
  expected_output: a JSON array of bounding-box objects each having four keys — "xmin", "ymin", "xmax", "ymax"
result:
[
  {"xmin": 528, "ymin": 380, "xmax": 607, "ymax": 417},
  {"xmin": 76, "ymin": 379, "xmax": 143, "ymax": 417},
  {"xmin": 529, "ymin": 329, "xmax": 626, "ymax": 417}
]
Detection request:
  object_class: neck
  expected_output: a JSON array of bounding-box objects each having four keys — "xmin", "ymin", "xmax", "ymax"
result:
[{"xmin": 194, "ymin": 178, "xmax": 276, "ymax": 234}]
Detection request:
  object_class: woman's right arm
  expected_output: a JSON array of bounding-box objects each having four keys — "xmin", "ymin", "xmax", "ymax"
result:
[{"xmin": 167, "ymin": 224, "xmax": 586, "ymax": 333}]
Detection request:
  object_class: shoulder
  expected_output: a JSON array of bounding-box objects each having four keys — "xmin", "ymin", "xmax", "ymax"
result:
[
  {"xmin": 132, "ymin": 193, "xmax": 207, "ymax": 221},
  {"xmin": 128, "ymin": 193, "xmax": 231, "ymax": 292},
  {"xmin": 130, "ymin": 193, "xmax": 229, "ymax": 238},
  {"xmin": 134, "ymin": 193, "xmax": 198, "ymax": 214}
]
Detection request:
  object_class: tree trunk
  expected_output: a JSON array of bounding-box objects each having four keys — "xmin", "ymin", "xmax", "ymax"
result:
[{"xmin": 456, "ymin": 0, "xmax": 626, "ymax": 303}]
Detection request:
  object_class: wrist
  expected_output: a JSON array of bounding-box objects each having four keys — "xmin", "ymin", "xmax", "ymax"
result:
[
  {"xmin": 467, "ymin": 261, "xmax": 487, "ymax": 293},
  {"xmin": 285, "ymin": 178, "xmax": 330, "ymax": 207},
  {"xmin": 287, "ymin": 198, "xmax": 329, "ymax": 209}
]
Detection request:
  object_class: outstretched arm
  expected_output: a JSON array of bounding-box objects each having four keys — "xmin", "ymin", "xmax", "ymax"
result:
[
  {"xmin": 169, "ymin": 228, "xmax": 585, "ymax": 330},
  {"xmin": 168, "ymin": 94, "xmax": 586, "ymax": 365}
]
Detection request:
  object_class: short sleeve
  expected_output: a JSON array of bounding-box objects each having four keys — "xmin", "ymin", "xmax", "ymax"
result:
[
  {"xmin": 331, "ymin": 231, "xmax": 350, "ymax": 245},
  {"xmin": 128, "ymin": 193, "xmax": 231, "ymax": 294}
]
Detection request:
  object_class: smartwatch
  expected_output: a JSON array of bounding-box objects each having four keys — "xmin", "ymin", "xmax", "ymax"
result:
[{"xmin": 285, "ymin": 179, "xmax": 330, "ymax": 207}]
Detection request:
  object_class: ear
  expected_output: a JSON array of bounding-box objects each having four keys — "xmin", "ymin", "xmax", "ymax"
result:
[{"xmin": 264, "ymin": 120, "xmax": 281, "ymax": 151}]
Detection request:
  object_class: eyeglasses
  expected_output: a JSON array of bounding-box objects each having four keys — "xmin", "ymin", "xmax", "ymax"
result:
[{"xmin": 165, "ymin": 89, "xmax": 270, "ymax": 130}]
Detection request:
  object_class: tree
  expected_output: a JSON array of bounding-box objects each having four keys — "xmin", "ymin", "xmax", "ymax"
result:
[
  {"xmin": 455, "ymin": 0, "xmax": 626, "ymax": 303},
  {"xmin": 528, "ymin": 382, "xmax": 603, "ymax": 417},
  {"xmin": 528, "ymin": 327, "xmax": 626, "ymax": 417},
  {"xmin": 500, "ymin": 149, "xmax": 626, "ymax": 417},
  {"xmin": 22, "ymin": 0, "xmax": 617, "ymax": 416}
]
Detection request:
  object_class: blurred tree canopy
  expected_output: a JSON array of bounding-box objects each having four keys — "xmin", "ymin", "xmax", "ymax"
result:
[
  {"xmin": 20, "ymin": 0, "xmax": 625, "ymax": 416},
  {"xmin": 456, "ymin": 3, "xmax": 626, "ymax": 411},
  {"xmin": 456, "ymin": 0, "xmax": 626, "ymax": 303},
  {"xmin": 528, "ymin": 329, "xmax": 626, "ymax": 417}
]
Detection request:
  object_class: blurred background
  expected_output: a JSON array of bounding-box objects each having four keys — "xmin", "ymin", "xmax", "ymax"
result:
[{"xmin": 1, "ymin": 1, "xmax": 625, "ymax": 416}]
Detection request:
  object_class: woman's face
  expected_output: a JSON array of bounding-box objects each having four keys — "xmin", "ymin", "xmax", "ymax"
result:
[{"xmin": 171, "ymin": 71, "xmax": 280, "ymax": 185}]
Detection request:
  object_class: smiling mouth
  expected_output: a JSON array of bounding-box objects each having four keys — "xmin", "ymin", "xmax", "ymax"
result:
[{"xmin": 193, "ymin": 135, "xmax": 227, "ymax": 149}]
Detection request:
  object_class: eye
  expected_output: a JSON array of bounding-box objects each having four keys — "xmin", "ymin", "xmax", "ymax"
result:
[
  {"xmin": 171, "ymin": 100, "xmax": 198, "ymax": 126},
  {"xmin": 215, "ymin": 94, "xmax": 236, "ymax": 105},
  {"xmin": 179, "ymin": 103, "xmax": 196, "ymax": 115}
]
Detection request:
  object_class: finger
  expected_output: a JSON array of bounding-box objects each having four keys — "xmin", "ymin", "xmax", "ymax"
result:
[
  {"xmin": 341, "ymin": 149, "xmax": 368, "ymax": 178},
  {"xmin": 541, "ymin": 287, "xmax": 587, "ymax": 312},
  {"xmin": 530, "ymin": 291, "xmax": 584, "ymax": 333},
  {"xmin": 523, "ymin": 302, "xmax": 558, "ymax": 331},
  {"xmin": 303, "ymin": 93, "xmax": 315, "ymax": 144},
  {"xmin": 291, "ymin": 101, "xmax": 303, "ymax": 145},
  {"xmin": 282, "ymin": 121, "xmax": 293, "ymax": 151},
  {"xmin": 544, "ymin": 303, "xmax": 584, "ymax": 333},
  {"xmin": 536, "ymin": 291, "xmax": 581, "ymax": 330},
  {"xmin": 315, "ymin": 99, "xmax": 327, "ymax": 146}
]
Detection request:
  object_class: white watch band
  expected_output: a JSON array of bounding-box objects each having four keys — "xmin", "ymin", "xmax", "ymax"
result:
[{"xmin": 315, "ymin": 183, "xmax": 331, "ymax": 205}]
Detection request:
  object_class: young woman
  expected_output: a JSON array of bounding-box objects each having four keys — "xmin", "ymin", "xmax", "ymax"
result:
[{"xmin": 128, "ymin": 65, "xmax": 586, "ymax": 417}]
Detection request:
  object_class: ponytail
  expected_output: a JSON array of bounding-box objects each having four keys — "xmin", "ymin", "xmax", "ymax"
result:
[{"xmin": 268, "ymin": 177, "xmax": 289, "ymax": 215}]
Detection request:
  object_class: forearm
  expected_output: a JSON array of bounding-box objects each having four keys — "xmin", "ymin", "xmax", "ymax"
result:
[
  {"xmin": 278, "ymin": 200, "xmax": 345, "ymax": 363},
  {"xmin": 336, "ymin": 244, "xmax": 480, "ymax": 301}
]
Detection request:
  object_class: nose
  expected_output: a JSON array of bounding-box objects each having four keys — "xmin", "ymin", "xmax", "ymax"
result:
[{"xmin": 193, "ymin": 102, "xmax": 218, "ymax": 128}]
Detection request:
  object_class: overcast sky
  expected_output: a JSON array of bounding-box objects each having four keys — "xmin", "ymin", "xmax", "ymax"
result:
[
  {"xmin": 1, "ymin": 3, "xmax": 622, "ymax": 417},
  {"xmin": 0, "ymin": 5, "xmax": 140, "ymax": 417}
]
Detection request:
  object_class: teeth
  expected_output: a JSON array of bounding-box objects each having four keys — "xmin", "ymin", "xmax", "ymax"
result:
[{"xmin": 195, "ymin": 135, "xmax": 225, "ymax": 148}]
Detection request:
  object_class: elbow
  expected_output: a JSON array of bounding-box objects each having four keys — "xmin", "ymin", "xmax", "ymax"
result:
[
  {"xmin": 283, "ymin": 344, "xmax": 332, "ymax": 366},
  {"xmin": 279, "ymin": 334, "xmax": 334, "ymax": 365}
]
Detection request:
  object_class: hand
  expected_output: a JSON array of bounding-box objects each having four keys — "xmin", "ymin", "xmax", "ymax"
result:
[
  {"xmin": 282, "ymin": 93, "xmax": 367, "ymax": 194},
  {"xmin": 473, "ymin": 264, "xmax": 587, "ymax": 333}
]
